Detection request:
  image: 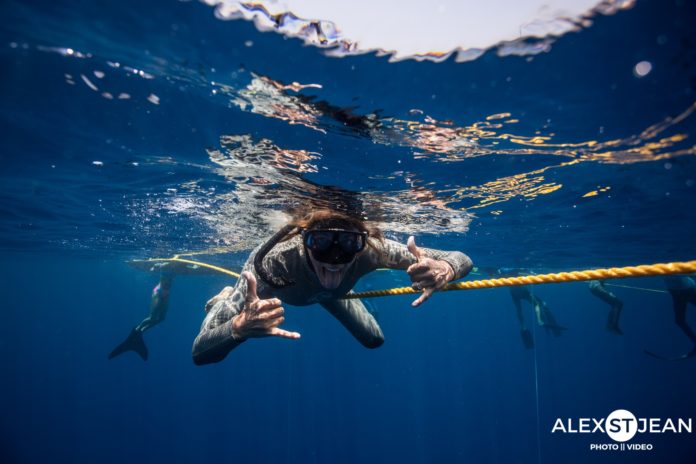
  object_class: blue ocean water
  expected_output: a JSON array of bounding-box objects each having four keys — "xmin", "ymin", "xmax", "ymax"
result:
[{"xmin": 1, "ymin": 0, "xmax": 695, "ymax": 463}]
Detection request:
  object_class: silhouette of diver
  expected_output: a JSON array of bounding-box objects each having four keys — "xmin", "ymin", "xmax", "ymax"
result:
[
  {"xmin": 109, "ymin": 274, "xmax": 173, "ymax": 361},
  {"xmin": 645, "ymin": 275, "xmax": 696, "ymax": 361},
  {"xmin": 588, "ymin": 280, "xmax": 624, "ymax": 334},
  {"xmin": 495, "ymin": 268, "xmax": 567, "ymax": 349}
]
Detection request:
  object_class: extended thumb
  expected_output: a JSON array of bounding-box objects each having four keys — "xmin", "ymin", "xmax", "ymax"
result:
[
  {"xmin": 241, "ymin": 271, "xmax": 258, "ymax": 301},
  {"xmin": 407, "ymin": 236, "xmax": 422, "ymax": 260}
]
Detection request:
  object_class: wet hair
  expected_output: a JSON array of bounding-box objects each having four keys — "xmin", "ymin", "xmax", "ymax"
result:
[{"xmin": 281, "ymin": 207, "xmax": 383, "ymax": 249}]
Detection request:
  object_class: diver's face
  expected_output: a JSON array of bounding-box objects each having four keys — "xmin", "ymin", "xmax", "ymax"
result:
[{"xmin": 304, "ymin": 227, "xmax": 364, "ymax": 289}]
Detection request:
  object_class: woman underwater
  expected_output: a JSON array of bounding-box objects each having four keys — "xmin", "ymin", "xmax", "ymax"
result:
[{"xmin": 193, "ymin": 207, "xmax": 473, "ymax": 365}]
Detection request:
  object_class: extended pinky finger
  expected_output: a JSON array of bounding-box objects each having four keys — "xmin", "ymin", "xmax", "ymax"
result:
[
  {"xmin": 269, "ymin": 328, "xmax": 301, "ymax": 339},
  {"xmin": 411, "ymin": 288, "xmax": 434, "ymax": 307}
]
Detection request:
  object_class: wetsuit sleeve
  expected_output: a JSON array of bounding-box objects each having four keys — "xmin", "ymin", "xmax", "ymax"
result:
[
  {"xmin": 192, "ymin": 275, "xmax": 250, "ymax": 365},
  {"xmin": 365, "ymin": 238, "xmax": 473, "ymax": 280}
]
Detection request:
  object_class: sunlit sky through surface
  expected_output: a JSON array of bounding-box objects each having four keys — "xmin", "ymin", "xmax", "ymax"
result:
[{"xmin": 206, "ymin": 0, "xmax": 634, "ymax": 60}]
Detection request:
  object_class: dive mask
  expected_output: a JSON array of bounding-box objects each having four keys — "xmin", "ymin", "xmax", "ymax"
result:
[{"xmin": 301, "ymin": 228, "xmax": 368, "ymax": 264}]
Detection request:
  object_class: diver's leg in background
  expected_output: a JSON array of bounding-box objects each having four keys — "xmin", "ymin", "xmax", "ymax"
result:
[
  {"xmin": 320, "ymin": 298, "xmax": 384, "ymax": 348},
  {"xmin": 672, "ymin": 290, "xmax": 696, "ymax": 345},
  {"xmin": 510, "ymin": 289, "xmax": 528, "ymax": 329},
  {"xmin": 686, "ymin": 290, "xmax": 696, "ymax": 355},
  {"xmin": 529, "ymin": 294, "xmax": 544, "ymax": 327},
  {"xmin": 589, "ymin": 281, "xmax": 623, "ymax": 334},
  {"xmin": 109, "ymin": 276, "xmax": 173, "ymax": 361},
  {"xmin": 606, "ymin": 302, "xmax": 624, "ymax": 335},
  {"xmin": 136, "ymin": 275, "xmax": 173, "ymax": 332},
  {"xmin": 514, "ymin": 288, "xmax": 543, "ymax": 327},
  {"xmin": 135, "ymin": 316, "xmax": 155, "ymax": 333},
  {"xmin": 534, "ymin": 295, "xmax": 567, "ymax": 337},
  {"xmin": 589, "ymin": 282, "xmax": 622, "ymax": 306},
  {"xmin": 514, "ymin": 300, "xmax": 525, "ymax": 329},
  {"xmin": 511, "ymin": 290, "xmax": 534, "ymax": 348}
]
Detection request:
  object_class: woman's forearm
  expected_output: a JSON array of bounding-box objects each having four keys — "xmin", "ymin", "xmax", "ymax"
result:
[
  {"xmin": 192, "ymin": 289, "xmax": 247, "ymax": 365},
  {"xmin": 374, "ymin": 238, "xmax": 473, "ymax": 280}
]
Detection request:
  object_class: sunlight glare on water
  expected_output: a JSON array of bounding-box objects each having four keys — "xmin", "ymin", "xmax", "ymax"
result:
[{"xmin": 0, "ymin": 0, "xmax": 694, "ymax": 270}]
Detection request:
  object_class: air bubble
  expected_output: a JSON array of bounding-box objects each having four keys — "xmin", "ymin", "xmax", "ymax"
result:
[{"xmin": 633, "ymin": 61, "xmax": 652, "ymax": 78}]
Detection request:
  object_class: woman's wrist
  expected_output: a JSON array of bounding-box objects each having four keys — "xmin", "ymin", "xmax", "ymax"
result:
[{"xmin": 441, "ymin": 260, "xmax": 456, "ymax": 281}]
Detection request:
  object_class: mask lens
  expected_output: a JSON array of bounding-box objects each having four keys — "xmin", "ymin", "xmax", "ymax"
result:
[
  {"xmin": 338, "ymin": 232, "xmax": 365, "ymax": 253},
  {"xmin": 305, "ymin": 230, "xmax": 334, "ymax": 252}
]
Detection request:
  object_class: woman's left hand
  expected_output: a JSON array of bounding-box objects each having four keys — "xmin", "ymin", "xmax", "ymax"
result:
[{"xmin": 406, "ymin": 236, "xmax": 455, "ymax": 307}]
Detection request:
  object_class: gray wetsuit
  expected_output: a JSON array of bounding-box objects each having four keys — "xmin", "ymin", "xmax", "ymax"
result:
[
  {"xmin": 135, "ymin": 275, "xmax": 173, "ymax": 333},
  {"xmin": 192, "ymin": 235, "xmax": 472, "ymax": 365},
  {"xmin": 588, "ymin": 280, "xmax": 621, "ymax": 307},
  {"xmin": 664, "ymin": 276, "xmax": 696, "ymax": 345}
]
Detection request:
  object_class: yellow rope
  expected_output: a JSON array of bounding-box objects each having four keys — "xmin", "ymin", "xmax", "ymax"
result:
[
  {"xmin": 343, "ymin": 261, "xmax": 696, "ymax": 299},
  {"xmin": 141, "ymin": 257, "xmax": 241, "ymax": 279},
  {"xmin": 136, "ymin": 256, "xmax": 695, "ymax": 300}
]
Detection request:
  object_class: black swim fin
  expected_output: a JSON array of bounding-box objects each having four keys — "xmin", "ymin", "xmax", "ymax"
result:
[
  {"xmin": 644, "ymin": 345, "xmax": 696, "ymax": 361},
  {"xmin": 108, "ymin": 328, "xmax": 148, "ymax": 361}
]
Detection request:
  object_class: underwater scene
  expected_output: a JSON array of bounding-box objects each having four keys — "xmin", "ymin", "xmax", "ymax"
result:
[{"xmin": 1, "ymin": 0, "xmax": 695, "ymax": 462}]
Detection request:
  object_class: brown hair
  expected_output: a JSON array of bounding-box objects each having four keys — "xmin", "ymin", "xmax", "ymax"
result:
[{"xmin": 281, "ymin": 207, "xmax": 383, "ymax": 249}]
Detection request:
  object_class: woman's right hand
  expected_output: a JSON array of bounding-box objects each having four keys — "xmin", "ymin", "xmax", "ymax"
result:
[{"xmin": 231, "ymin": 271, "xmax": 301, "ymax": 341}]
